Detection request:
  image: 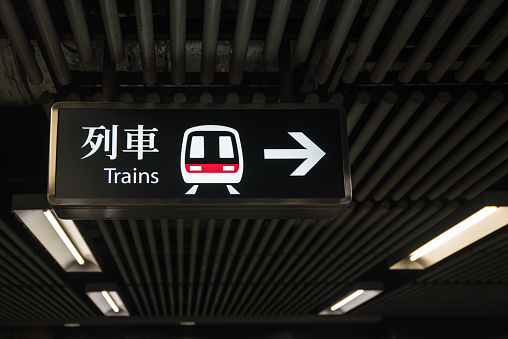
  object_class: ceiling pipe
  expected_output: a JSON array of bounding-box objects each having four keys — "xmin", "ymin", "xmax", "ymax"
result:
[
  {"xmin": 98, "ymin": 220, "xmax": 144, "ymax": 316},
  {"xmin": 63, "ymin": 0, "xmax": 93, "ymax": 64},
  {"xmin": 220, "ymin": 219, "xmax": 263, "ymax": 315},
  {"xmin": 247, "ymin": 219, "xmax": 314, "ymax": 316},
  {"xmin": 201, "ymin": 0, "xmax": 222, "ymax": 85},
  {"xmin": 196, "ymin": 220, "xmax": 216, "ymax": 315},
  {"xmin": 99, "ymin": 0, "xmax": 125, "ymax": 64},
  {"xmin": 370, "ymin": 0, "xmax": 432, "ymax": 83},
  {"xmin": 210, "ymin": 219, "xmax": 247, "ymax": 315},
  {"xmin": 176, "ymin": 219, "xmax": 184, "ymax": 315},
  {"xmin": 483, "ymin": 47, "xmax": 508, "ymax": 82},
  {"xmin": 426, "ymin": 0, "xmax": 503, "ymax": 83},
  {"xmin": 398, "ymin": 0, "xmax": 467, "ymax": 83},
  {"xmin": 263, "ymin": 0, "xmax": 292, "ymax": 63},
  {"xmin": 463, "ymin": 159, "xmax": 508, "ymax": 200},
  {"xmin": 229, "ymin": 0, "xmax": 257, "ymax": 85},
  {"xmin": 426, "ymin": 122, "xmax": 508, "ymax": 200},
  {"xmin": 238, "ymin": 220, "xmax": 294, "ymax": 315},
  {"xmin": 145, "ymin": 220, "xmax": 167, "ymax": 316},
  {"xmin": 0, "ymin": 0, "xmax": 43, "ymax": 85},
  {"xmin": 388, "ymin": 91, "xmax": 478, "ymax": 201},
  {"xmin": 129, "ymin": 220, "xmax": 159, "ymax": 316},
  {"xmin": 406, "ymin": 91, "xmax": 504, "ymax": 201},
  {"xmin": 353, "ymin": 92, "xmax": 424, "ymax": 189},
  {"xmin": 203, "ymin": 219, "xmax": 232, "ymax": 315},
  {"xmin": 456, "ymin": 11, "xmax": 508, "ymax": 82},
  {"xmin": 347, "ymin": 92, "xmax": 370, "ymax": 135},
  {"xmin": 228, "ymin": 220, "xmax": 278, "ymax": 315},
  {"xmin": 368, "ymin": 92, "xmax": 450, "ymax": 202},
  {"xmin": 446, "ymin": 147, "xmax": 508, "ymax": 200},
  {"xmin": 161, "ymin": 219, "xmax": 176, "ymax": 316},
  {"xmin": 293, "ymin": 0, "xmax": 328, "ymax": 63},
  {"xmin": 410, "ymin": 103, "xmax": 508, "ymax": 200},
  {"xmin": 342, "ymin": 0, "xmax": 397, "ymax": 84},
  {"xmin": 187, "ymin": 220, "xmax": 199, "ymax": 316},
  {"xmin": 113, "ymin": 220, "xmax": 151, "ymax": 316},
  {"xmin": 253, "ymin": 219, "xmax": 329, "ymax": 315},
  {"xmin": 170, "ymin": 0, "xmax": 186, "ymax": 85},
  {"xmin": 135, "ymin": 0, "xmax": 157, "ymax": 85},
  {"xmin": 313, "ymin": 0, "xmax": 363, "ymax": 85},
  {"xmin": 349, "ymin": 92, "xmax": 397, "ymax": 165},
  {"xmin": 27, "ymin": 0, "xmax": 71, "ymax": 85}
]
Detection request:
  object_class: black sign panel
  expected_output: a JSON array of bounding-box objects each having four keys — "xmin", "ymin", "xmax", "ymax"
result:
[{"xmin": 48, "ymin": 103, "xmax": 351, "ymax": 219}]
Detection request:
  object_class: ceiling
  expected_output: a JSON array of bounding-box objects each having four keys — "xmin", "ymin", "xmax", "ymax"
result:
[{"xmin": 1, "ymin": 0, "xmax": 508, "ymax": 332}]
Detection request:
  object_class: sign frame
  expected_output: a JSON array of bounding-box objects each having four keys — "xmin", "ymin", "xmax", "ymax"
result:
[{"xmin": 48, "ymin": 102, "xmax": 351, "ymax": 219}]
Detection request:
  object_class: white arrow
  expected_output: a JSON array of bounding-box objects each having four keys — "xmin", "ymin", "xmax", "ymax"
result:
[{"xmin": 264, "ymin": 132, "xmax": 326, "ymax": 176}]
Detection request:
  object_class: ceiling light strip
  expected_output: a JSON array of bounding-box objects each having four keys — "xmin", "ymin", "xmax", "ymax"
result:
[
  {"xmin": 101, "ymin": 291, "xmax": 120, "ymax": 313},
  {"xmin": 330, "ymin": 289, "xmax": 364, "ymax": 311},
  {"xmin": 409, "ymin": 206, "xmax": 498, "ymax": 261},
  {"xmin": 43, "ymin": 210, "xmax": 85, "ymax": 265}
]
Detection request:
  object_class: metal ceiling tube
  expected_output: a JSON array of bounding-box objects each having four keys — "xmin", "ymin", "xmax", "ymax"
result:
[
  {"xmin": 347, "ymin": 92, "xmax": 370, "ymax": 135},
  {"xmin": 0, "ymin": 0, "xmax": 43, "ymax": 85},
  {"xmin": 201, "ymin": 0, "xmax": 222, "ymax": 85},
  {"xmin": 353, "ymin": 92, "xmax": 424, "ymax": 189},
  {"xmin": 196, "ymin": 220, "xmax": 216, "ymax": 315},
  {"xmin": 253, "ymin": 219, "xmax": 329, "ymax": 315},
  {"xmin": 63, "ymin": 0, "xmax": 93, "ymax": 64},
  {"xmin": 187, "ymin": 220, "xmax": 199, "ymax": 315},
  {"xmin": 456, "ymin": 11, "xmax": 508, "ymax": 82},
  {"xmin": 387, "ymin": 91, "xmax": 478, "ymax": 201},
  {"xmin": 229, "ymin": 0, "xmax": 257, "ymax": 85},
  {"xmin": 370, "ymin": 0, "xmax": 432, "ymax": 83},
  {"xmin": 349, "ymin": 92, "xmax": 397, "ymax": 165},
  {"xmin": 170, "ymin": 0, "xmax": 186, "ymax": 85},
  {"xmin": 129, "ymin": 220, "xmax": 159, "ymax": 316},
  {"xmin": 98, "ymin": 220, "xmax": 144, "ymax": 316},
  {"xmin": 27, "ymin": 0, "xmax": 71, "ymax": 85},
  {"xmin": 398, "ymin": 0, "xmax": 467, "ymax": 83},
  {"xmin": 368, "ymin": 92, "xmax": 450, "ymax": 202},
  {"xmin": 113, "ymin": 220, "xmax": 151, "ymax": 316},
  {"xmin": 229, "ymin": 220, "xmax": 279, "ymax": 315},
  {"xmin": 99, "ymin": 0, "xmax": 125, "ymax": 64},
  {"xmin": 463, "ymin": 159, "xmax": 508, "ymax": 200},
  {"xmin": 161, "ymin": 219, "xmax": 176, "ymax": 316},
  {"xmin": 313, "ymin": 0, "xmax": 363, "ymax": 85},
  {"xmin": 426, "ymin": 123, "xmax": 508, "ymax": 200},
  {"xmin": 406, "ymin": 91, "xmax": 505, "ymax": 200},
  {"xmin": 483, "ymin": 46, "xmax": 508, "ymax": 82},
  {"xmin": 210, "ymin": 219, "xmax": 247, "ymax": 315},
  {"xmin": 263, "ymin": 0, "xmax": 292, "ymax": 63},
  {"xmin": 426, "ymin": 0, "xmax": 503, "ymax": 83},
  {"xmin": 292, "ymin": 0, "xmax": 328, "ymax": 63},
  {"xmin": 410, "ymin": 103, "xmax": 508, "ymax": 200},
  {"xmin": 135, "ymin": 0, "xmax": 157, "ymax": 85},
  {"xmin": 342, "ymin": 0, "xmax": 398, "ymax": 84}
]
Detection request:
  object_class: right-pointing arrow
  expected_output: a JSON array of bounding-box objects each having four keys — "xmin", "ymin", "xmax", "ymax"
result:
[{"xmin": 264, "ymin": 132, "xmax": 326, "ymax": 176}]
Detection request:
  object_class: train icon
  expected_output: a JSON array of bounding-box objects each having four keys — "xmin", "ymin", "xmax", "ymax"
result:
[{"xmin": 180, "ymin": 125, "xmax": 244, "ymax": 195}]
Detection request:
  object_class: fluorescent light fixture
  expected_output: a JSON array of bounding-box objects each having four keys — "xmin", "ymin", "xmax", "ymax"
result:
[
  {"xmin": 12, "ymin": 194, "xmax": 101, "ymax": 272},
  {"xmin": 391, "ymin": 194, "xmax": 508, "ymax": 270},
  {"xmin": 180, "ymin": 321, "xmax": 196, "ymax": 326},
  {"xmin": 43, "ymin": 210, "xmax": 85, "ymax": 265},
  {"xmin": 319, "ymin": 283, "xmax": 383, "ymax": 315},
  {"xmin": 86, "ymin": 285, "xmax": 129, "ymax": 316},
  {"xmin": 13, "ymin": 208, "xmax": 101, "ymax": 272}
]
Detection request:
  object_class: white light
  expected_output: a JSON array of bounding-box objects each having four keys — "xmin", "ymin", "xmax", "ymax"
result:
[
  {"xmin": 330, "ymin": 289, "xmax": 364, "ymax": 311},
  {"xmin": 410, "ymin": 206, "xmax": 499, "ymax": 262},
  {"xmin": 101, "ymin": 291, "xmax": 120, "ymax": 313},
  {"xmin": 43, "ymin": 210, "xmax": 85, "ymax": 265},
  {"xmin": 180, "ymin": 321, "xmax": 196, "ymax": 326}
]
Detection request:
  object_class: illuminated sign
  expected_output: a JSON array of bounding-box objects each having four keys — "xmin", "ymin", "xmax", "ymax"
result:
[{"xmin": 48, "ymin": 102, "xmax": 351, "ymax": 219}]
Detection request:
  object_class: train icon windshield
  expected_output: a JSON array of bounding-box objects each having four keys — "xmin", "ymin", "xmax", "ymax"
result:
[{"xmin": 181, "ymin": 125, "xmax": 243, "ymax": 195}]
